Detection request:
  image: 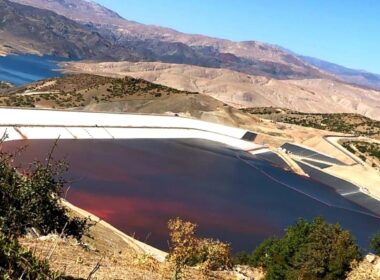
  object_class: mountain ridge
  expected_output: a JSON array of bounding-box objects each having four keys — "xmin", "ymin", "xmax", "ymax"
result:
[
  {"xmin": 8, "ymin": 0, "xmax": 380, "ymax": 90},
  {"xmin": 6, "ymin": 0, "xmax": 332, "ymax": 80}
]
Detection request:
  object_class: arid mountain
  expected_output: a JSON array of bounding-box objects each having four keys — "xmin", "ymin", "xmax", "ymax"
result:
[
  {"xmin": 9, "ymin": 0, "xmax": 380, "ymax": 90},
  {"xmin": 3, "ymin": 0, "xmax": 380, "ymax": 116},
  {"xmin": 8, "ymin": 0, "xmax": 331, "ymax": 80},
  {"xmin": 0, "ymin": 0, "xmax": 228, "ymax": 64},
  {"xmin": 61, "ymin": 61, "xmax": 380, "ymax": 121}
]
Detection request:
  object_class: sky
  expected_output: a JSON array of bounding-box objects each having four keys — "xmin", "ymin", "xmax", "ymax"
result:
[{"xmin": 95, "ymin": 0, "xmax": 380, "ymax": 74}]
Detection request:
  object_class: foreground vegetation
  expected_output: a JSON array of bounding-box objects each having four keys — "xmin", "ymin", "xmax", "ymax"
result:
[
  {"xmin": 0, "ymin": 232, "xmax": 61, "ymax": 279},
  {"xmin": 0, "ymin": 145, "xmax": 89, "ymax": 278},
  {"xmin": 243, "ymin": 107, "xmax": 380, "ymax": 138},
  {"xmin": 233, "ymin": 218, "xmax": 361, "ymax": 280},
  {"xmin": 167, "ymin": 218, "xmax": 232, "ymax": 279}
]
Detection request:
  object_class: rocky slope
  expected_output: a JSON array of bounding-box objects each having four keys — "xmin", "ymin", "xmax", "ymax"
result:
[
  {"xmin": 62, "ymin": 61, "xmax": 380, "ymax": 120},
  {"xmin": 0, "ymin": 0, "xmax": 131, "ymax": 59},
  {"xmin": 0, "ymin": 0, "xmax": 229, "ymax": 64}
]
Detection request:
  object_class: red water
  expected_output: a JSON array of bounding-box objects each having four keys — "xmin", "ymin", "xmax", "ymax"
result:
[{"xmin": 2, "ymin": 138, "xmax": 380, "ymax": 252}]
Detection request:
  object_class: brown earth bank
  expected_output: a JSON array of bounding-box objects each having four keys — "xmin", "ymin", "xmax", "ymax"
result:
[
  {"xmin": 61, "ymin": 61, "xmax": 380, "ymax": 121},
  {"xmin": 18, "ymin": 201, "xmax": 380, "ymax": 280},
  {"xmin": 19, "ymin": 202, "xmax": 264, "ymax": 280}
]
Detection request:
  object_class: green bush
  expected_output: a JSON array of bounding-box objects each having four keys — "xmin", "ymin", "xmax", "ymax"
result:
[
  {"xmin": 236, "ymin": 217, "xmax": 361, "ymax": 280},
  {"xmin": 0, "ymin": 231, "xmax": 60, "ymax": 279},
  {"xmin": 370, "ymin": 231, "xmax": 380, "ymax": 255},
  {"xmin": 0, "ymin": 151, "xmax": 89, "ymax": 240}
]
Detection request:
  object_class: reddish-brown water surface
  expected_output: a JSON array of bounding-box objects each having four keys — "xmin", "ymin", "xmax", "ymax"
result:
[{"xmin": 2, "ymin": 138, "xmax": 380, "ymax": 252}]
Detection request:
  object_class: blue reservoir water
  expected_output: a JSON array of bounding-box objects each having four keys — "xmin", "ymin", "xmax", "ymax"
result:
[
  {"xmin": 2, "ymin": 138, "xmax": 380, "ymax": 253},
  {"xmin": 0, "ymin": 54, "xmax": 68, "ymax": 85}
]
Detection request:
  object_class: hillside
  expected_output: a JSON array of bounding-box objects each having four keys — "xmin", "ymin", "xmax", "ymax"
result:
[
  {"xmin": 61, "ymin": 61, "xmax": 380, "ymax": 121},
  {"xmin": 0, "ymin": 73, "xmax": 198, "ymax": 108},
  {"xmin": 0, "ymin": 74, "xmax": 263, "ymax": 128}
]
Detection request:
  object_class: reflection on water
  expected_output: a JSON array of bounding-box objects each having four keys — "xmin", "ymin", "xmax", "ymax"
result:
[{"xmin": 2, "ymin": 138, "xmax": 380, "ymax": 252}]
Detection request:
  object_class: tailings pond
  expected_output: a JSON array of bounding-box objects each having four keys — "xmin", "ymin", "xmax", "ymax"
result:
[{"xmin": 2, "ymin": 138, "xmax": 380, "ymax": 252}]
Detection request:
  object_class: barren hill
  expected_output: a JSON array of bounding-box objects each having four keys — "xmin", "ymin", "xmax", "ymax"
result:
[{"xmin": 62, "ymin": 61, "xmax": 380, "ymax": 121}]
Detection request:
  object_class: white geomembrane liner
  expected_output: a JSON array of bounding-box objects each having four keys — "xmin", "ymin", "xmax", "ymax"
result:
[{"xmin": 0, "ymin": 108, "xmax": 266, "ymax": 153}]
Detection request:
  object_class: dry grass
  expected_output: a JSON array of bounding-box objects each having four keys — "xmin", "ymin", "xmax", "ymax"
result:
[
  {"xmin": 19, "ymin": 236, "xmax": 244, "ymax": 280},
  {"xmin": 17, "ymin": 209, "xmax": 250, "ymax": 280},
  {"xmin": 347, "ymin": 254, "xmax": 380, "ymax": 280},
  {"xmin": 20, "ymin": 236, "xmax": 166, "ymax": 280}
]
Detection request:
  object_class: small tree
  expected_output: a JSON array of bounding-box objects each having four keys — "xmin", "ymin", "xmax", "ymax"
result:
[
  {"xmin": 167, "ymin": 218, "xmax": 199, "ymax": 279},
  {"xmin": 248, "ymin": 217, "xmax": 361, "ymax": 280},
  {"xmin": 167, "ymin": 218, "xmax": 231, "ymax": 279},
  {"xmin": 0, "ymin": 148, "xmax": 90, "ymax": 240},
  {"xmin": 370, "ymin": 231, "xmax": 380, "ymax": 255}
]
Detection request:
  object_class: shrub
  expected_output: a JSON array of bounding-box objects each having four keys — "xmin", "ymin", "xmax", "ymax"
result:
[
  {"xmin": 238, "ymin": 217, "xmax": 361, "ymax": 280},
  {"xmin": 370, "ymin": 232, "xmax": 380, "ymax": 255},
  {"xmin": 167, "ymin": 218, "xmax": 231, "ymax": 279},
  {"xmin": 197, "ymin": 238, "xmax": 231, "ymax": 271},
  {"xmin": 0, "ymin": 231, "xmax": 60, "ymax": 279},
  {"xmin": 0, "ymin": 149, "xmax": 90, "ymax": 240}
]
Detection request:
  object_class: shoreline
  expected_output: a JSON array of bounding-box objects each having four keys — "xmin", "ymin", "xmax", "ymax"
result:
[{"xmin": 61, "ymin": 200, "xmax": 167, "ymax": 262}]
